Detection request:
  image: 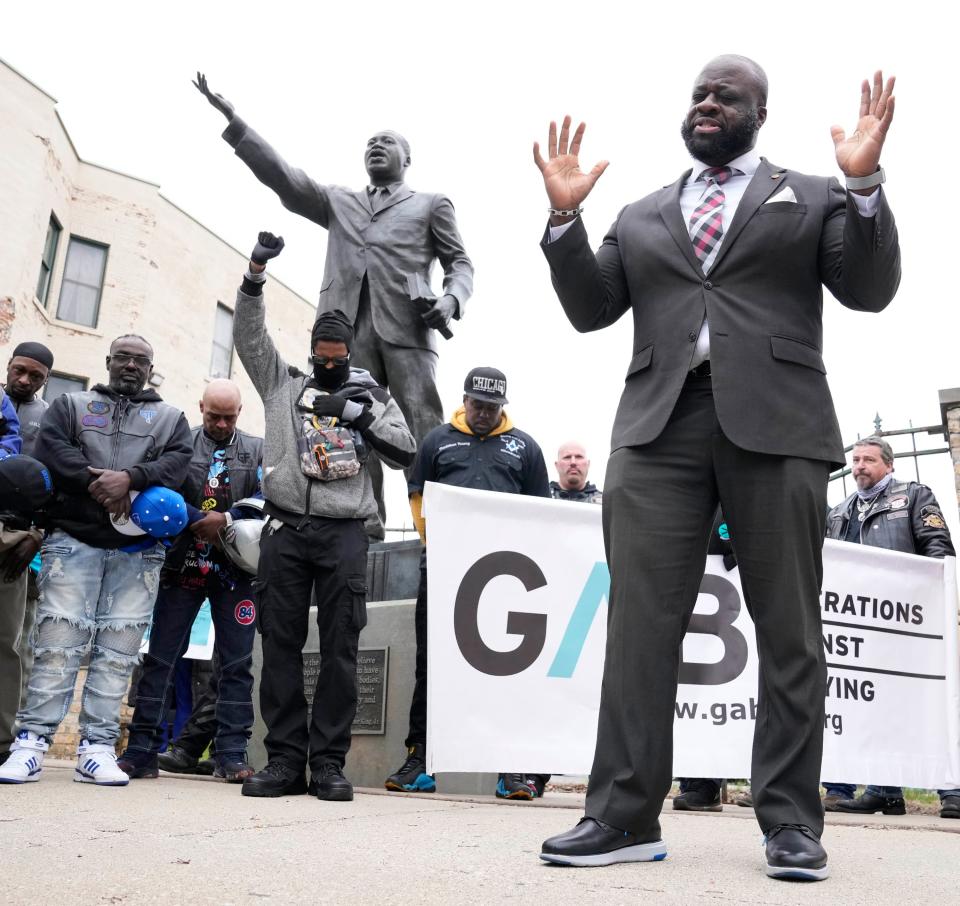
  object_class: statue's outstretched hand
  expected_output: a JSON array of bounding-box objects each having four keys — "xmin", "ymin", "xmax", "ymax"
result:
[
  {"xmin": 533, "ymin": 116, "xmax": 609, "ymax": 223},
  {"xmin": 193, "ymin": 72, "xmax": 235, "ymax": 122},
  {"xmin": 831, "ymin": 71, "xmax": 895, "ymax": 182}
]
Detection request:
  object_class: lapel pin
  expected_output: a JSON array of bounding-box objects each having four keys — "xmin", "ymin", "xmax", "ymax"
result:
[{"xmin": 771, "ymin": 173, "xmax": 782, "ymax": 180}]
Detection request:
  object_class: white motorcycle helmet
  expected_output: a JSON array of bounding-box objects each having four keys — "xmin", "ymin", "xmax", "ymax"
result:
[{"xmin": 218, "ymin": 498, "xmax": 266, "ymax": 575}]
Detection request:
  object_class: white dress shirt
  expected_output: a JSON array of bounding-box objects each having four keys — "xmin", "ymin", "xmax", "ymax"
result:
[{"xmin": 548, "ymin": 150, "xmax": 881, "ymax": 367}]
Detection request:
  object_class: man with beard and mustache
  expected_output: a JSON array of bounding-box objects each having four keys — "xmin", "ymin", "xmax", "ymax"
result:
[
  {"xmin": 0, "ymin": 335, "xmax": 192, "ymax": 786},
  {"xmin": 533, "ymin": 56, "xmax": 901, "ymax": 880},
  {"xmin": 823, "ymin": 436, "xmax": 960, "ymax": 820},
  {"xmin": 233, "ymin": 232, "xmax": 415, "ymax": 800}
]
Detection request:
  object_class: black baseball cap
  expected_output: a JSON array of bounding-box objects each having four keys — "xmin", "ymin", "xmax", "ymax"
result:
[
  {"xmin": 0, "ymin": 455, "xmax": 54, "ymax": 512},
  {"xmin": 463, "ymin": 366, "xmax": 509, "ymax": 405}
]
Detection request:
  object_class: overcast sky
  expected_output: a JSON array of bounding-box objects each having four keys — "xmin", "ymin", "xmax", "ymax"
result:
[{"xmin": 5, "ymin": 2, "xmax": 959, "ymax": 535}]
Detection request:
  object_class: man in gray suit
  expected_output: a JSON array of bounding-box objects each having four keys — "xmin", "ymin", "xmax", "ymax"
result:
[
  {"xmin": 194, "ymin": 75, "xmax": 474, "ymax": 534},
  {"xmin": 533, "ymin": 57, "xmax": 900, "ymax": 881}
]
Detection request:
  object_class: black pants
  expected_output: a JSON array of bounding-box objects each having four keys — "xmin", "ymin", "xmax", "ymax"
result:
[
  {"xmin": 257, "ymin": 516, "xmax": 368, "ymax": 774},
  {"xmin": 126, "ymin": 581, "xmax": 256, "ymax": 757},
  {"xmin": 175, "ymin": 655, "xmax": 219, "ymax": 758},
  {"xmin": 405, "ymin": 550, "xmax": 429, "ymax": 747},
  {"xmin": 586, "ymin": 376, "xmax": 829, "ymax": 838}
]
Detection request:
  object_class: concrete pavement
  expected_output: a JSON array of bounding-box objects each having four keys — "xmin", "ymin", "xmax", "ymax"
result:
[{"xmin": 3, "ymin": 762, "xmax": 957, "ymax": 905}]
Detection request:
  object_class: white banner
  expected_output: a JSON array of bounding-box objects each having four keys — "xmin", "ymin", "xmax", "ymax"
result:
[{"xmin": 424, "ymin": 483, "xmax": 960, "ymax": 788}]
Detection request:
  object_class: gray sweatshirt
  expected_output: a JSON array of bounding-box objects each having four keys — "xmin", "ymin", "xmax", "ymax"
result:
[{"xmin": 233, "ymin": 283, "xmax": 415, "ymax": 520}]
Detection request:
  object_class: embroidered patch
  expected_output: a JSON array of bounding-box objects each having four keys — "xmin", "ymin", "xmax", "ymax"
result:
[
  {"xmin": 888, "ymin": 496, "xmax": 908, "ymax": 510},
  {"xmin": 235, "ymin": 600, "xmax": 256, "ymax": 625},
  {"xmin": 921, "ymin": 505, "xmax": 943, "ymax": 518},
  {"xmin": 140, "ymin": 408, "xmax": 157, "ymax": 424},
  {"xmin": 81, "ymin": 415, "xmax": 108, "ymax": 428},
  {"xmin": 87, "ymin": 400, "xmax": 110, "ymax": 414},
  {"xmin": 886, "ymin": 511, "xmax": 908, "ymax": 520},
  {"xmin": 201, "ymin": 497, "xmax": 218, "ymax": 511},
  {"xmin": 923, "ymin": 514, "xmax": 946, "ymax": 529}
]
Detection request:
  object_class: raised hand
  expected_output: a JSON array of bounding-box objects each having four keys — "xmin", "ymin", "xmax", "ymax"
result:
[
  {"xmin": 533, "ymin": 116, "xmax": 609, "ymax": 222},
  {"xmin": 830, "ymin": 71, "xmax": 895, "ymax": 180},
  {"xmin": 251, "ymin": 232, "xmax": 285, "ymax": 265},
  {"xmin": 192, "ymin": 72, "xmax": 235, "ymax": 122}
]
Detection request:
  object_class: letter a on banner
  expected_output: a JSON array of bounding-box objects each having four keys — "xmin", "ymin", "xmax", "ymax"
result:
[{"xmin": 547, "ymin": 562, "xmax": 609, "ymax": 678}]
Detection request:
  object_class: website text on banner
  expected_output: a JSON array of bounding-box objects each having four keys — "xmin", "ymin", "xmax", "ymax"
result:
[{"xmin": 423, "ymin": 483, "xmax": 960, "ymax": 788}]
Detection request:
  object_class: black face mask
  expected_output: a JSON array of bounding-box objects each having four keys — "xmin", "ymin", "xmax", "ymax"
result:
[{"xmin": 313, "ymin": 362, "xmax": 350, "ymax": 390}]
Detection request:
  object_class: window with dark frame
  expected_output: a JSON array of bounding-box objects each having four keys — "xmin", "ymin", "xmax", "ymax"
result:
[
  {"xmin": 210, "ymin": 303, "xmax": 234, "ymax": 378},
  {"xmin": 56, "ymin": 237, "xmax": 108, "ymax": 327},
  {"xmin": 43, "ymin": 372, "xmax": 88, "ymax": 403},
  {"xmin": 36, "ymin": 214, "xmax": 62, "ymax": 305}
]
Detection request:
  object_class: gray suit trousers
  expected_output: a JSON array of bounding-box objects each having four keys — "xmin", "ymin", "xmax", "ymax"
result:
[
  {"xmin": 352, "ymin": 284, "xmax": 443, "ymax": 529},
  {"xmin": 587, "ymin": 375, "xmax": 829, "ymax": 838}
]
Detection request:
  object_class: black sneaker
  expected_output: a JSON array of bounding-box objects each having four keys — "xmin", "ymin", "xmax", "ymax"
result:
[
  {"xmin": 309, "ymin": 762, "xmax": 354, "ymax": 801},
  {"xmin": 158, "ymin": 745, "xmax": 213, "ymax": 776},
  {"xmin": 941, "ymin": 795, "xmax": 960, "ymax": 819},
  {"xmin": 673, "ymin": 779, "xmax": 722, "ymax": 812},
  {"xmin": 214, "ymin": 753, "xmax": 255, "ymax": 783},
  {"xmin": 116, "ymin": 750, "xmax": 160, "ymax": 779},
  {"xmin": 241, "ymin": 761, "xmax": 308, "ymax": 798},
  {"xmin": 384, "ymin": 744, "xmax": 436, "ymax": 793},
  {"xmin": 496, "ymin": 773, "xmax": 534, "ymax": 800},
  {"xmin": 527, "ymin": 774, "xmax": 550, "ymax": 798}
]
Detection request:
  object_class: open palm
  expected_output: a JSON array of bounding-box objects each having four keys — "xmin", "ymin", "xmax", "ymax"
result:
[
  {"xmin": 533, "ymin": 116, "xmax": 609, "ymax": 212},
  {"xmin": 831, "ymin": 72, "xmax": 895, "ymax": 178}
]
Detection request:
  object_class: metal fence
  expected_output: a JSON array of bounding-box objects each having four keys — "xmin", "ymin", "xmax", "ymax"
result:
[{"xmin": 828, "ymin": 413, "xmax": 950, "ymax": 498}]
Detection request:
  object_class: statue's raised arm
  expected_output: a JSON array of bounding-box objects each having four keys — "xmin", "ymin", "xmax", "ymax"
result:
[{"xmin": 192, "ymin": 72, "xmax": 236, "ymax": 122}]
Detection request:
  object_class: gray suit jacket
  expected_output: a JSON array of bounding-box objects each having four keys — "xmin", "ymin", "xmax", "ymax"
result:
[
  {"xmin": 224, "ymin": 118, "xmax": 474, "ymax": 353},
  {"xmin": 541, "ymin": 159, "xmax": 901, "ymax": 467}
]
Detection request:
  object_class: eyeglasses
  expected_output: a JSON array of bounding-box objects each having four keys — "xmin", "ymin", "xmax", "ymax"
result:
[
  {"xmin": 311, "ymin": 354, "xmax": 350, "ymax": 367},
  {"xmin": 109, "ymin": 354, "xmax": 153, "ymax": 368}
]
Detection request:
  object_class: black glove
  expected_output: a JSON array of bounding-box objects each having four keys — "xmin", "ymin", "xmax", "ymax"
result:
[
  {"xmin": 251, "ymin": 232, "xmax": 285, "ymax": 265},
  {"xmin": 312, "ymin": 395, "xmax": 347, "ymax": 419}
]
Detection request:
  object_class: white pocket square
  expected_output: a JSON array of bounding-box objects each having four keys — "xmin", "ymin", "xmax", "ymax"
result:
[{"xmin": 764, "ymin": 186, "xmax": 798, "ymax": 204}]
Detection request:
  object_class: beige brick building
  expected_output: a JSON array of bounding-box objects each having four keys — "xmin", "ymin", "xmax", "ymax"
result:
[{"xmin": 0, "ymin": 56, "xmax": 314, "ymax": 432}]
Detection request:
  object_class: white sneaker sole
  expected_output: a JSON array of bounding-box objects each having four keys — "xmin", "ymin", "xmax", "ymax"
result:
[
  {"xmin": 766, "ymin": 863, "xmax": 830, "ymax": 881},
  {"xmin": 0, "ymin": 772, "xmax": 41, "ymax": 784},
  {"xmin": 540, "ymin": 840, "xmax": 667, "ymax": 866},
  {"xmin": 74, "ymin": 770, "xmax": 129, "ymax": 786}
]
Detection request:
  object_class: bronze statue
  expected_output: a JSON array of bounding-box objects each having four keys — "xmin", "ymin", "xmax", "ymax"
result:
[{"xmin": 194, "ymin": 74, "xmax": 474, "ymax": 536}]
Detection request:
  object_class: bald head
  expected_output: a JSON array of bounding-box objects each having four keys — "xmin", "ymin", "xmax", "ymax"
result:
[
  {"xmin": 556, "ymin": 441, "xmax": 590, "ymax": 491},
  {"xmin": 200, "ymin": 379, "xmax": 242, "ymax": 442},
  {"xmin": 698, "ymin": 54, "xmax": 768, "ymax": 105}
]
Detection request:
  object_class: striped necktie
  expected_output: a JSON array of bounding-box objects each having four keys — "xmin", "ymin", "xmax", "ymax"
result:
[{"xmin": 688, "ymin": 166, "xmax": 734, "ymax": 266}]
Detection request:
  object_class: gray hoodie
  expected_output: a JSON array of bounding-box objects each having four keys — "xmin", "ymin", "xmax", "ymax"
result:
[{"xmin": 233, "ymin": 283, "xmax": 415, "ymax": 520}]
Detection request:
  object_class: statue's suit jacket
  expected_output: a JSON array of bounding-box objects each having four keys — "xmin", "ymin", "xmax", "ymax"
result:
[
  {"xmin": 224, "ymin": 118, "xmax": 474, "ymax": 353},
  {"xmin": 542, "ymin": 159, "xmax": 901, "ymax": 467}
]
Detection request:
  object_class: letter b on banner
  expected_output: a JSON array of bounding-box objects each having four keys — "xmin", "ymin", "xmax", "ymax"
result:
[{"xmin": 680, "ymin": 574, "xmax": 748, "ymax": 685}]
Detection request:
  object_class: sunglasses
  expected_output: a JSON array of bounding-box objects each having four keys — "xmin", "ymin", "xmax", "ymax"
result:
[
  {"xmin": 109, "ymin": 354, "xmax": 153, "ymax": 368},
  {"xmin": 311, "ymin": 354, "xmax": 350, "ymax": 367}
]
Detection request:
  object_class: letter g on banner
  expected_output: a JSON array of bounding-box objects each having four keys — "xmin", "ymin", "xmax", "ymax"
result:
[{"xmin": 454, "ymin": 551, "xmax": 548, "ymax": 676}]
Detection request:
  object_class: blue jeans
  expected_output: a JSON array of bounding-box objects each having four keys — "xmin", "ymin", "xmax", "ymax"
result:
[
  {"xmin": 125, "ymin": 581, "xmax": 256, "ymax": 758},
  {"xmin": 822, "ymin": 782, "xmax": 857, "ymax": 798},
  {"xmin": 16, "ymin": 530, "xmax": 165, "ymax": 745}
]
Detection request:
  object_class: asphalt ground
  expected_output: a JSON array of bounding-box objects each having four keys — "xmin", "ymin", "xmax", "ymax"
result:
[{"xmin": 3, "ymin": 762, "xmax": 957, "ymax": 905}]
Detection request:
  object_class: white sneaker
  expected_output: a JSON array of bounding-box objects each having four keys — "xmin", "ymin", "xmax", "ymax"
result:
[
  {"xmin": 74, "ymin": 740, "xmax": 129, "ymax": 786},
  {"xmin": 0, "ymin": 730, "xmax": 48, "ymax": 783}
]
